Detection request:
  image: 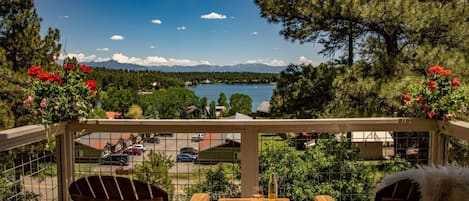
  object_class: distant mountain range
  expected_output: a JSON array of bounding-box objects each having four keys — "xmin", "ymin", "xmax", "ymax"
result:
[{"xmin": 81, "ymin": 60, "xmax": 287, "ymax": 73}]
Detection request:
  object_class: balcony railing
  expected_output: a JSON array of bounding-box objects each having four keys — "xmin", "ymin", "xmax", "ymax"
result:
[{"xmin": 1, "ymin": 118, "xmax": 468, "ymax": 201}]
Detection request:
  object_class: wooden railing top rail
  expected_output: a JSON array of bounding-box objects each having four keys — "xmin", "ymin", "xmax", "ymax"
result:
[{"xmin": 1, "ymin": 118, "xmax": 468, "ymax": 151}]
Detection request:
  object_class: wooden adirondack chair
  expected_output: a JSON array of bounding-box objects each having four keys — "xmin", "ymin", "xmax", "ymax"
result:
[{"xmin": 69, "ymin": 176, "xmax": 188, "ymax": 201}]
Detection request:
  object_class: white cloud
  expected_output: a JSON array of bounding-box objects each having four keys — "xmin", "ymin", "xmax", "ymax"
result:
[
  {"xmin": 151, "ymin": 19, "xmax": 162, "ymax": 24},
  {"xmin": 245, "ymin": 59, "xmax": 286, "ymax": 67},
  {"xmin": 96, "ymin": 48, "xmax": 110, "ymax": 51},
  {"xmin": 298, "ymin": 56, "xmax": 312, "ymax": 65},
  {"xmin": 58, "ymin": 15, "xmax": 69, "ymax": 19},
  {"xmin": 149, "ymin": 45, "xmax": 155, "ymax": 49},
  {"xmin": 298, "ymin": 56, "xmax": 320, "ymax": 66},
  {"xmin": 250, "ymin": 32, "xmax": 259, "ymax": 35},
  {"xmin": 201, "ymin": 12, "xmax": 227, "ymax": 20},
  {"xmin": 112, "ymin": 53, "xmax": 210, "ymax": 66},
  {"xmin": 59, "ymin": 53, "xmax": 108, "ymax": 62},
  {"xmin": 110, "ymin": 35, "xmax": 124, "ymax": 40},
  {"xmin": 177, "ymin": 26, "xmax": 187, "ymax": 30}
]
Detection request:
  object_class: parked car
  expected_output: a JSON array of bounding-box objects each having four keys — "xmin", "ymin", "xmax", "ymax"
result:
[
  {"xmin": 122, "ymin": 147, "xmax": 143, "ymax": 155},
  {"xmin": 145, "ymin": 137, "xmax": 160, "ymax": 144},
  {"xmin": 132, "ymin": 144, "xmax": 146, "ymax": 152},
  {"xmin": 191, "ymin": 133, "xmax": 205, "ymax": 142},
  {"xmin": 180, "ymin": 147, "xmax": 198, "ymax": 155},
  {"xmin": 100, "ymin": 154, "xmax": 129, "ymax": 166},
  {"xmin": 176, "ymin": 153, "xmax": 197, "ymax": 162},
  {"xmin": 158, "ymin": 133, "xmax": 174, "ymax": 137}
]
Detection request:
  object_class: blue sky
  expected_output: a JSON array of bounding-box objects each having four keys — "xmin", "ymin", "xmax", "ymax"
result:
[{"xmin": 35, "ymin": 0, "xmax": 324, "ymax": 66}]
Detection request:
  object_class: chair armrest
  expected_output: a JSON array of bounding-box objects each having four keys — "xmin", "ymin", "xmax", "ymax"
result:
[
  {"xmin": 314, "ymin": 195, "xmax": 335, "ymax": 201},
  {"xmin": 190, "ymin": 193, "xmax": 210, "ymax": 201}
]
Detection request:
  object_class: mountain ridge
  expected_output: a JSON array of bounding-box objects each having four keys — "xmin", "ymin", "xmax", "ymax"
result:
[{"xmin": 82, "ymin": 60, "xmax": 287, "ymax": 73}]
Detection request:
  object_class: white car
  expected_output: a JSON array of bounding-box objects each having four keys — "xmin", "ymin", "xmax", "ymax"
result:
[
  {"xmin": 132, "ymin": 144, "xmax": 146, "ymax": 152},
  {"xmin": 191, "ymin": 133, "xmax": 205, "ymax": 142}
]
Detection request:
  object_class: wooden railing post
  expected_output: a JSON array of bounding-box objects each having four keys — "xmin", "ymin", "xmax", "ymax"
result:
[
  {"xmin": 57, "ymin": 122, "xmax": 74, "ymax": 201},
  {"xmin": 240, "ymin": 126, "xmax": 258, "ymax": 198},
  {"xmin": 429, "ymin": 130, "xmax": 448, "ymax": 166}
]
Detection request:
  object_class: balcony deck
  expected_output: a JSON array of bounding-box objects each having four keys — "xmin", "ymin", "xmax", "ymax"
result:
[{"xmin": 1, "ymin": 118, "xmax": 468, "ymax": 201}]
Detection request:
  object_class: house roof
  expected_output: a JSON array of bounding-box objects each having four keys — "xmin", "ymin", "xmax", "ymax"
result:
[
  {"xmin": 74, "ymin": 132, "xmax": 134, "ymax": 150},
  {"xmin": 199, "ymin": 133, "xmax": 241, "ymax": 152},
  {"xmin": 105, "ymin": 111, "xmax": 122, "ymax": 119},
  {"xmin": 256, "ymin": 101, "xmax": 271, "ymax": 113},
  {"xmin": 226, "ymin": 112, "xmax": 253, "ymax": 120},
  {"xmin": 351, "ymin": 131, "xmax": 394, "ymax": 143}
]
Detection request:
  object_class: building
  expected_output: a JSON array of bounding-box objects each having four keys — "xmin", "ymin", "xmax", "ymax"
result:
[
  {"xmin": 256, "ymin": 101, "xmax": 271, "ymax": 117},
  {"xmin": 74, "ymin": 132, "xmax": 137, "ymax": 162},
  {"xmin": 197, "ymin": 133, "xmax": 241, "ymax": 164},
  {"xmin": 351, "ymin": 131, "xmax": 394, "ymax": 160}
]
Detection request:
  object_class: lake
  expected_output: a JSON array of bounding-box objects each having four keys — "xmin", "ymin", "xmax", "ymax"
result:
[{"xmin": 188, "ymin": 84, "xmax": 275, "ymax": 112}]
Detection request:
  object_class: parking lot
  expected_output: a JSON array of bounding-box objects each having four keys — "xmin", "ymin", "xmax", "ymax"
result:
[{"xmin": 91, "ymin": 133, "xmax": 202, "ymax": 174}]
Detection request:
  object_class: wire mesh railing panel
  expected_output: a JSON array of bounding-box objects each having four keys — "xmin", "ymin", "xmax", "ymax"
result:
[
  {"xmin": 73, "ymin": 132, "xmax": 241, "ymax": 201},
  {"xmin": 259, "ymin": 131, "xmax": 429, "ymax": 201},
  {"xmin": 0, "ymin": 140, "xmax": 58, "ymax": 201}
]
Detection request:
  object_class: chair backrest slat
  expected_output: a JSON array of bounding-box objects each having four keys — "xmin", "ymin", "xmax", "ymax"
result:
[
  {"xmin": 116, "ymin": 176, "xmax": 138, "ymax": 200},
  {"xmin": 100, "ymin": 176, "xmax": 122, "ymax": 200},
  {"xmin": 87, "ymin": 176, "xmax": 108, "ymax": 199}
]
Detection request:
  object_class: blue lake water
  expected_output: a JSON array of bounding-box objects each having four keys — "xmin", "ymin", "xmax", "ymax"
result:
[{"xmin": 188, "ymin": 84, "xmax": 275, "ymax": 112}]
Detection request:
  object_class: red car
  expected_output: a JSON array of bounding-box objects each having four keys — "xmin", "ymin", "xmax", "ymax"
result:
[{"xmin": 122, "ymin": 147, "xmax": 143, "ymax": 155}]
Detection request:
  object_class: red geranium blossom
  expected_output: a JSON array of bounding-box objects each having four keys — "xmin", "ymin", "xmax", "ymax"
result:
[
  {"xmin": 451, "ymin": 78, "xmax": 460, "ymax": 87},
  {"xmin": 79, "ymin": 65, "xmax": 92, "ymax": 74},
  {"xmin": 52, "ymin": 73, "xmax": 62, "ymax": 85},
  {"xmin": 85, "ymin": 80, "xmax": 97, "ymax": 90},
  {"xmin": 427, "ymin": 111, "xmax": 435, "ymax": 119},
  {"xmin": 440, "ymin": 69, "xmax": 451, "ymax": 76},
  {"xmin": 38, "ymin": 72, "xmax": 53, "ymax": 82},
  {"xmin": 403, "ymin": 93, "xmax": 411, "ymax": 102},
  {"xmin": 28, "ymin": 66, "xmax": 42, "ymax": 76},
  {"xmin": 428, "ymin": 80, "xmax": 436, "ymax": 90},
  {"xmin": 415, "ymin": 96, "xmax": 423, "ymax": 103},
  {"xmin": 423, "ymin": 103, "xmax": 429, "ymax": 111},
  {"xmin": 427, "ymin": 66, "xmax": 443, "ymax": 74},
  {"xmin": 64, "ymin": 63, "xmax": 76, "ymax": 71}
]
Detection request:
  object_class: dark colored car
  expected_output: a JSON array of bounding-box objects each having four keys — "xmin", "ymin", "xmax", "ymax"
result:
[
  {"xmin": 99, "ymin": 154, "xmax": 129, "ymax": 166},
  {"xmin": 180, "ymin": 147, "xmax": 198, "ymax": 155},
  {"xmin": 145, "ymin": 137, "xmax": 160, "ymax": 144},
  {"xmin": 176, "ymin": 153, "xmax": 197, "ymax": 162},
  {"xmin": 122, "ymin": 147, "xmax": 143, "ymax": 155},
  {"xmin": 158, "ymin": 133, "xmax": 174, "ymax": 137}
]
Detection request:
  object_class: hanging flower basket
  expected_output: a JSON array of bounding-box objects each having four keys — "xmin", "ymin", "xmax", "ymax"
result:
[
  {"xmin": 402, "ymin": 65, "xmax": 467, "ymax": 121},
  {"xmin": 25, "ymin": 61, "xmax": 97, "ymax": 148}
]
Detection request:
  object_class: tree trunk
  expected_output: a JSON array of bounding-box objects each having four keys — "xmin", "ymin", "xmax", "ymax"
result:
[{"xmin": 347, "ymin": 22, "xmax": 354, "ymax": 67}]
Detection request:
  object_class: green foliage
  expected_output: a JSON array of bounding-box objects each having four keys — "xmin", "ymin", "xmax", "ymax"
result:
[
  {"xmin": 184, "ymin": 164, "xmax": 241, "ymax": 201},
  {"xmin": 125, "ymin": 104, "xmax": 143, "ymax": 119},
  {"xmin": 0, "ymin": 0, "xmax": 61, "ymax": 72},
  {"xmin": 88, "ymin": 106, "xmax": 106, "ymax": 119},
  {"xmin": 448, "ymin": 137, "xmax": 469, "ymax": 167},
  {"xmin": 208, "ymin": 101, "xmax": 217, "ymax": 119},
  {"xmin": 101, "ymin": 86, "xmax": 137, "ymax": 115},
  {"xmin": 259, "ymin": 136, "xmax": 414, "ymax": 201},
  {"xmin": 139, "ymin": 87, "xmax": 200, "ymax": 119},
  {"xmin": 270, "ymin": 64, "xmax": 337, "ymax": 118},
  {"xmin": 134, "ymin": 151, "xmax": 175, "ymax": 199},
  {"xmin": 228, "ymin": 93, "xmax": 252, "ymax": 116}
]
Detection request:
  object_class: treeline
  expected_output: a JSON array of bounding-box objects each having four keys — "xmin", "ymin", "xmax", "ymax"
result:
[{"xmin": 90, "ymin": 67, "xmax": 278, "ymax": 91}]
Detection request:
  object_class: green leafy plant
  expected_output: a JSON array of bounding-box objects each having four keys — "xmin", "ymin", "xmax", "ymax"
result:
[
  {"xmin": 403, "ymin": 65, "xmax": 467, "ymax": 120},
  {"xmin": 25, "ymin": 59, "xmax": 96, "ymax": 147}
]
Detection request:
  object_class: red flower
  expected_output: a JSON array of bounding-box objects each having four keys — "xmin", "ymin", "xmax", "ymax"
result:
[
  {"xmin": 428, "ymin": 80, "xmax": 436, "ymax": 90},
  {"xmin": 28, "ymin": 66, "xmax": 42, "ymax": 76},
  {"xmin": 427, "ymin": 110, "xmax": 435, "ymax": 119},
  {"xmin": 423, "ymin": 103, "xmax": 429, "ymax": 111},
  {"xmin": 24, "ymin": 96, "xmax": 33, "ymax": 104},
  {"xmin": 427, "ymin": 66, "xmax": 443, "ymax": 74},
  {"xmin": 40, "ymin": 98, "xmax": 47, "ymax": 108},
  {"xmin": 79, "ymin": 65, "xmax": 92, "ymax": 74},
  {"xmin": 64, "ymin": 63, "xmax": 76, "ymax": 71},
  {"xmin": 451, "ymin": 77, "xmax": 460, "ymax": 87},
  {"xmin": 52, "ymin": 73, "xmax": 62, "ymax": 85},
  {"xmin": 442, "ymin": 114, "xmax": 454, "ymax": 120},
  {"xmin": 441, "ymin": 69, "xmax": 451, "ymax": 76},
  {"xmin": 415, "ymin": 96, "xmax": 423, "ymax": 103},
  {"xmin": 403, "ymin": 93, "xmax": 411, "ymax": 102},
  {"xmin": 90, "ymin": 88, "xmax": 97, "ymax": 95},
  {"xmin": 38, "ymin": 72, "xmax": 53, "ymax": 82},
  {"xmin": 85, "ymin": 80, "xmax": 97, "ymax": 90}
]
